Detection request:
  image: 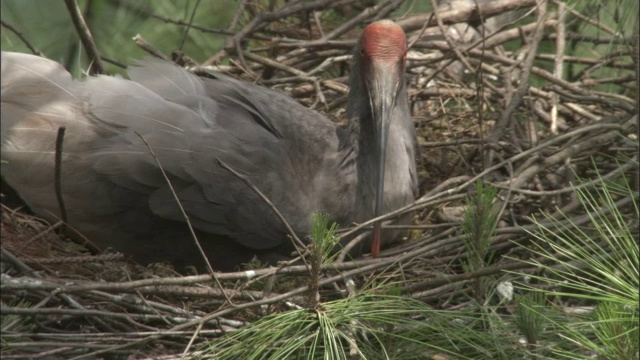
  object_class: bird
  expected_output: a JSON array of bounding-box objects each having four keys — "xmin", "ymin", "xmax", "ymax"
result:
[{"xmin": 0, "ymin": 20, "xmax": 417, "ymax": 271}]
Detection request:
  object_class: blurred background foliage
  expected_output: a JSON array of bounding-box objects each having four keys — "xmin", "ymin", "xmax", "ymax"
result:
[
  {"xmin": 1, "ymin": 0, "xmax": 636, "ymax": 86},
  {"xmin": 1, "ymin": 0, "xmax": 235, "ymax": 75}
]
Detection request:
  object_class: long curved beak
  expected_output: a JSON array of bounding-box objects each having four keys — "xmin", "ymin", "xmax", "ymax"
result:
[{"xmin": 367, "ymin": 63, "xmax": 400, "ymax": 258}]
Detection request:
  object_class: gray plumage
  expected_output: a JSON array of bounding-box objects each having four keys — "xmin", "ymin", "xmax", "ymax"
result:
[{"xmin": 1, "ymin": 21, "xmax": 417, "ymax": 270}]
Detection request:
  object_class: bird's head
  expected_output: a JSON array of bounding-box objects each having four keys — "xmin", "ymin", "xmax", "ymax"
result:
[
  {"xmin": 358, "ymin": 20, "xmax": 407, "ymax": 109},
  {"xmin": 354, "ymin": 20, "xmax": 408, "ymax": 257}
]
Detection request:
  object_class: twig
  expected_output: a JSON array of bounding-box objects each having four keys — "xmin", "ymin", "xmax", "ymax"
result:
[
  {"xmin": 99, "ymin": 56, "xmax": 127, "ymax": 69},
  {"xmin": 134, "ymin": 132, "xmax": 234, "ymax": 306},
  {"xmin": 550, "ymin": 2, "xmax": 566, "ymax": 134},
  {"xmin": 62, "ymin": 0, "xmax": 105, "ymax": 74},
  {"xmin": 1, "ymin": 247, "xmax": 35, "ymax": 274},
  {"xmin": 177, "ymin": 0, "xmax": 202, "ymax": 51},
  {"xmin": 21, "ymin": 253, "xmax": 125, "ymax": 265},
  {"xmin": 336, "ymin": 232, "xmax": 369, "ymax": 263},
  {"xmin": 488, "ymin": 159, "xmax": 638, "ymax": 196},
  {"xmin": 563, "ymin": 4, "xmax": 620, "ymax": 36},
  {"xmin": 132, "ymin": 34, "xmax": 169, "ymax": 60},
  {"xmin": 321, "ymin": 0, "xmax": 395, "ymax": 41},
  {"xmin": 54, "ymin": 127, "xmax": 68, "ymax": 230},
  {"xmin": 18, "ymin": 220, "xmax": 64, "ymax": 253},
  {"xmin": 485, "ymin": 0, "xmax": 548, "ymax": 149},
  {"xmin": 203, "ymin": 0, "xmax": 334, "ymax": 65},
  {"xmin": 228, "ymin": 0, "xmax": 249, "ymax": 31},
  {"xmin": 313, "ymin": 11, "xmax": 325, "ymax": 38},
  {"xmin": 108, "ymin": 0, "xmax": 233, "ymax": 35},
  {"xmin": 216, "ymin": 159, "xmax": 310, "ymax": 262},
  {"xmin": 181, "ymin": 322, "xmax": 203, "ymax": 358},
  {"xmin": 429, "ymin": 0, "xmax": 475, "ymax": 75},
  {"xmin": 397, "ymin": 0, "xmax": 538, "ymax": 31},
  {"xmin": 407, "ymin": 12, "xmax": 433, "ymax": 50},
  {"xmin": 0, "ymin": 20, "xmax": 43, "ymax": 56}
]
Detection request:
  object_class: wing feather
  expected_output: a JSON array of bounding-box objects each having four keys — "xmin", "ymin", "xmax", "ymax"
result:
[{"xmin": 1, "ymin": 52, "xmax": 346, "ymax": 257}]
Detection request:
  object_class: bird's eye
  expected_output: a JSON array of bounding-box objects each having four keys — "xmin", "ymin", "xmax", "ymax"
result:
[{"xmin": 360, "ymin": 47, "xmax": 365, "ymax": 57}]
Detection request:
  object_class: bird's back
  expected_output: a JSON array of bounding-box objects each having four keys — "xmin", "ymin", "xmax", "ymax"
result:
[{"xmin": 1, "ymin": 52, "xmax": 354, "ymax": 270}]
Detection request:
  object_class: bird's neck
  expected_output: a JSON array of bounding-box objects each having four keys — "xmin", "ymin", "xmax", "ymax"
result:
[{"xmin": 344, "ymin": 86, "xmax": 415, "ymax": 222}]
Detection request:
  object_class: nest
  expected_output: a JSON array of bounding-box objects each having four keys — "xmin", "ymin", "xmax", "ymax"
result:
[{"xmin": 1, "ymin": 0, "xmax": 638, "ymax": 358}]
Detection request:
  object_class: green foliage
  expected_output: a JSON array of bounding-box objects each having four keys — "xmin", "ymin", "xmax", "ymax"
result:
[
  {"xmin": 1, "ymin": 1, "xmax": 234, "ymax": 75},
  {"xmin": 558, "ymin": 0, "xmax": 637, "ymax": 92},
  {"xmin": 462, "ymin": 180, "xmax": 499, "ymax": 303},
  {"xmin": 513, "ymin": 160, "xmax": 639, "ymax": 359},
  {"xmin": 311, "ymin": 212, "xmax": 340, "ymax": 265},
  {"xmin": 592, "ymin": 301, "xmax": 640, "ymax": 360},
  {"xmin": 0, "ymin": 300, "xmax": 32, "ymax": 334},
  {"xmin": 0, "ymin": 300, "xmax": 34, "ymax": 356},
  {"xmin": 513, "ymin": 292, "xmax": 547, "ymax": 349},
  {"xmin": 462, "ymin": 180, "xmax": 499, "ymax": 270},
  {"xmin": 201, "ymin": 293, "xmax": 472, "ymax": 360}
]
